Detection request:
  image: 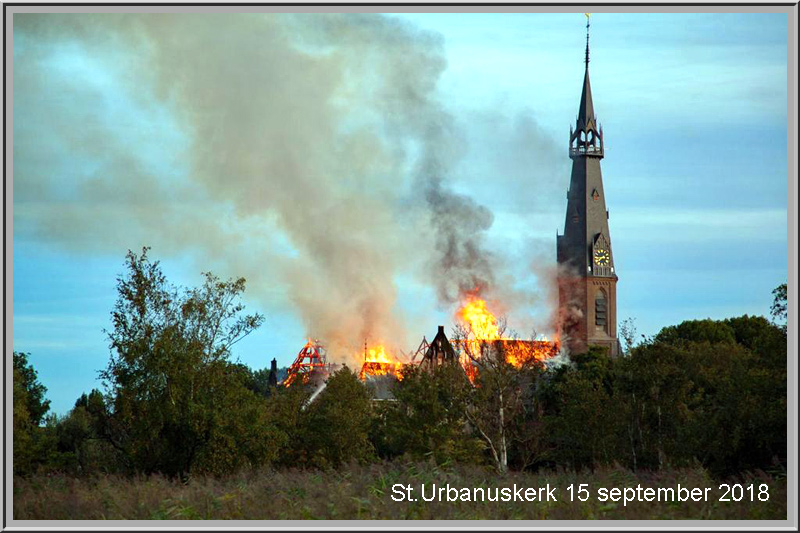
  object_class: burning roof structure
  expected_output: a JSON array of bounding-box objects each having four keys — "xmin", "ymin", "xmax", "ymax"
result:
[
  {"xmin": 359, "ymin": 344, "xmax": 404, "ymax": 382},
  {"xmin": 283, "ymin": 339, "xmax": 329, "ymax": 387},
  {"xmin": 454, "ymin": 296, "xmax": 560, "ymax": 381},
  {"xmin": 456, "ymin": 339, "xmax": 560, "ymax": 367},
  {"xmin": 282, "ymin": 296, "xmax": 560, "ymax": 400}
]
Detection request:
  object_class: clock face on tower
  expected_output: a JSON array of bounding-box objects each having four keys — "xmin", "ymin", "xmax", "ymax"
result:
[{"xmin": 594, "ymin": 247, "xmax": 610, "ymax": 266}]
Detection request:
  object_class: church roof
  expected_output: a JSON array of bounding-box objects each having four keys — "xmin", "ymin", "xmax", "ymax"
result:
[
  {"xmin": 425, "ymin": 325, "xmax": 456, "ymax": 362},
  {"xmin": 576, "ymin": 15, "xmax": 597, "ymax": 133},
  {"xmin": 576, "ymin": 66, "xmax": 596, "ymax": 132}
]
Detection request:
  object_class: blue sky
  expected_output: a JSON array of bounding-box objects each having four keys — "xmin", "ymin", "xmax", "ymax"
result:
[{"xmin": 12, "ymin": 12, "xmax": 788, "ymax": 415}]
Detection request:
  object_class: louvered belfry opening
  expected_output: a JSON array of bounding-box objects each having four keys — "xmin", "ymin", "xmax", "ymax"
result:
[{"xmin": 595, "ymin": 290, "xmax": 608, "ymax": 331}]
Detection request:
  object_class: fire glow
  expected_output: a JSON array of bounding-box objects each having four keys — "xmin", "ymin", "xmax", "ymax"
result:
[
  {"xmin": 457, "ymin": 296, "xmax": 559, "ymax": 369},
  {"xmin": 283, "ymin": 298, "xmax": 560, "ymax": 388},
  {"xmin": 459, "ymin": 298, "xmax": 501, "ymax": 341},
  {"xmin": 284, "ymin": 339, "xmax": 327, "ymax": 387},
  {"xmin": 359, "ymin": 345, "xmax": 404, "ymax": 381}
]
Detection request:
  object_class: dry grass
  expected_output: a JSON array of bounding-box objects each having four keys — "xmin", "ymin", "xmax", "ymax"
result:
[{"xmin": 14, "ymin": 462, "xmax": 786, "ymax": 520}]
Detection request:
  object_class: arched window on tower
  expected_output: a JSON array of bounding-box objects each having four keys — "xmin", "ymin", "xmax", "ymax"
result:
[{"xmin": 595, "ymin": 289, "xmax": 608, "ymax": 332}]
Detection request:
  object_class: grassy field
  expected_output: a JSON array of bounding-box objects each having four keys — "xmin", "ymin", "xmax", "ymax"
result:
[{"xmin": 14, "ymin": 462, "xmax": 786, "ymax": 520}]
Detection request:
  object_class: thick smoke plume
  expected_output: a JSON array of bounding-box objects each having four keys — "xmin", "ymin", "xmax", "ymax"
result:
[
  {"xmin": 425, "ymin": 177, "xmax": 496, "ymax": 304},
  {"xmin": 13, "ymin": 13, "xmax": 512, "ymax": 361}
]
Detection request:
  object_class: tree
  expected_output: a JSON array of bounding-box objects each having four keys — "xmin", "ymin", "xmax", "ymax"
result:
[
  {"xmin": 624, "ymin": 314, "xmax": 787, "ymax": 476},
  {"xmin": 771, "ymin": 282, "xmax": 787, "ymax": 329},
  {"xmin": 248, "ymin": 367, "xmax": 274, "ymax": 397},
  {"xmin": 619, "ymin": 317, "xmax": 639, "ymax": 355},
  {"xmin": 540, "ymin": 346, "xmax": 621, "ymax": 471},
  {"xmin": 99, "ymin": 247, "xmax": 266, "ymax": 477},
  {"xmin": 13, "ymin": 353, "xmax": 62, "ymax": 476},
  {"xmin": 616, "ymin": 341, "xmax": 695, "ymax": 471},
  {"xmin": 13, "ymin": 366, "xmax": 35, "ymax": 475},
  {"xmin": 375, "ymin": 363, "xmax": 483, "ymax": 465},
  {"xmin": 265, "ymin": 383, "xmax": 311, "ymax": 467},
  {"xmin": 191, "ymin": 366, "xmax": 286, "ymax": 476},
  {"xmin": 50, "ymin": 389, "xmax": 123, "ymax": 475},
  {"xmin": 300, "ymin": 366, "xmax": 374, "ymax": 468},
  {"xmin": 654, "ymin": 319, "xmax": 736, "ymax": 346},
  {"xmin": 13, "ymin": 352, "xmax": 50, "ymax": 426},
  {"xmin": 454, "ymin": 324, "xmax": 545, "ymax": 474}
]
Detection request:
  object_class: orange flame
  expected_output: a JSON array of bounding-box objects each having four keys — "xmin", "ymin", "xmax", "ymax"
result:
[
  {"xmin": 283, "ymin": 338, "xmax": 327, "ymax": 386},
  {"xmin": 459, "ymin": 298, "xmax": 501, "ymax": 341},
  {"xmin": 456, "ymin": 296, "xmax": 559, "ymax": 372},
  {"xmin": 359, "ymin": 344, "xmax": 404, "ymax": 381}
]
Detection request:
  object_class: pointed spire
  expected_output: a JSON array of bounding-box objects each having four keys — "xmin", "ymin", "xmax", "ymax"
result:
[
  {"xmin": 577, "ymin": 13, "xmax": 595, "ymax": 132},
  {"xmin": 577, "ymin": 67, "xmax": 595, "ymax": 131},
  {"xmin": 569, "ymin": 14, "xmax": 603, "ymax": 159}
]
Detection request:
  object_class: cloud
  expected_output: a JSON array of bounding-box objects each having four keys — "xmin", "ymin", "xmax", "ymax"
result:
[{"xmin": 612, "ymin": 207, "xmax": 787, "ymax": 244}]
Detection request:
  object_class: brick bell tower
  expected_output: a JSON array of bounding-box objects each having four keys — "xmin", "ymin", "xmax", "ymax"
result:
[{"xmin": 556, "ymin": 15, "xmax": 620, "ymax": 357}]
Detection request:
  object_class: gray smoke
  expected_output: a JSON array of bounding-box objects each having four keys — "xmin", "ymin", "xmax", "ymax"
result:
[
  {"xmin": 425, "ymin": 177, "xmax": 495, "ymax": 304},
  {"xmin": 13, "ymin": 12, "xmax": 552, "ymax": 361}
]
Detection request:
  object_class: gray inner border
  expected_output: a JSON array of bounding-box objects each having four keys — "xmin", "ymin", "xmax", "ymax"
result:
[{"xmin": 4, "ymin": 3, "xmax": 797, "ymax": 531}]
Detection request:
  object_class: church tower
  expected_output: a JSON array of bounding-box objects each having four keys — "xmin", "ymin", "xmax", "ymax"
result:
[{"xmin": 556, "ymin": 16, "xmax": 620, "ymax": 357}]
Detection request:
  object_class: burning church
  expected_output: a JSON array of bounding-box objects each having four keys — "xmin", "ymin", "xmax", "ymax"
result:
[{"xmin": 281, "ymin": 16, "xmax": 619, "ymax": 395}]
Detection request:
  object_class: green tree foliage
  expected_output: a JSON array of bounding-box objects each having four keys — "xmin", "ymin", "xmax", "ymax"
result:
[
  {"xmin": 14, "ymin": 260, "xmax": 787, "ymax": 480},
  {"xmin": 653, "ymin": 318, "xmax": 736, "ymax": 346},
  {"xmin": 12, "ymin": 353, "xmax": 64, "ymax": 476},
  {"xmin": 770, "ymin": 282, "xmax": 787, "ymax": 324},
  {"xmin": 720, "ymin": 314, "xmax": 786, "ymax": 472},
  {"xmin": 300, "ymin": 367, "xmax": 374, "ymax": 468},
  {"xmin": 51, "ymin": 390, "xmax": 123, "ymax": 474},
  {"xmin": 373, "ymin": 363, "xmax": 483, "ymax": 465},
  {"xmin": 539, "ymin": 312, "xmax": 787, "ymax": 477},
  {"xmin": 618, "ymin": 317, "xmax": 639, "ymax": 355},
  {"xmin": 247, "ymin": 367, "xmax": 274, "ymax": 397},
  {"xmin": 191, "ymin": 365, "xmax": 286, "ymax": 476},
  {"xmin": 265, "ymin": 383, "xmax": 310, "ymax": 467},
  {"xmin": 465, "ymin": 346, "xmax": 541, "ymax": 473},
  {"xmin": 454, "ymin": 329, "xmax": 548, "ymax": 474},
  {"xmin": 615, "ymin": 342, "xmax": 698, "ymax": 471},
  {"xmin": 13, "ymin": 352, "xmax": 51, "ymax": 426},
  {"xmin": 13, "ymin": 366, "xmax": 35, "ymax": 475},
  {"xmin": 99, "ymin": 247, "xmax": 269, "ymax": 477},
  {"xmin": 540, "ymin": 346, "xmax": 620, "ymax": 470}
]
